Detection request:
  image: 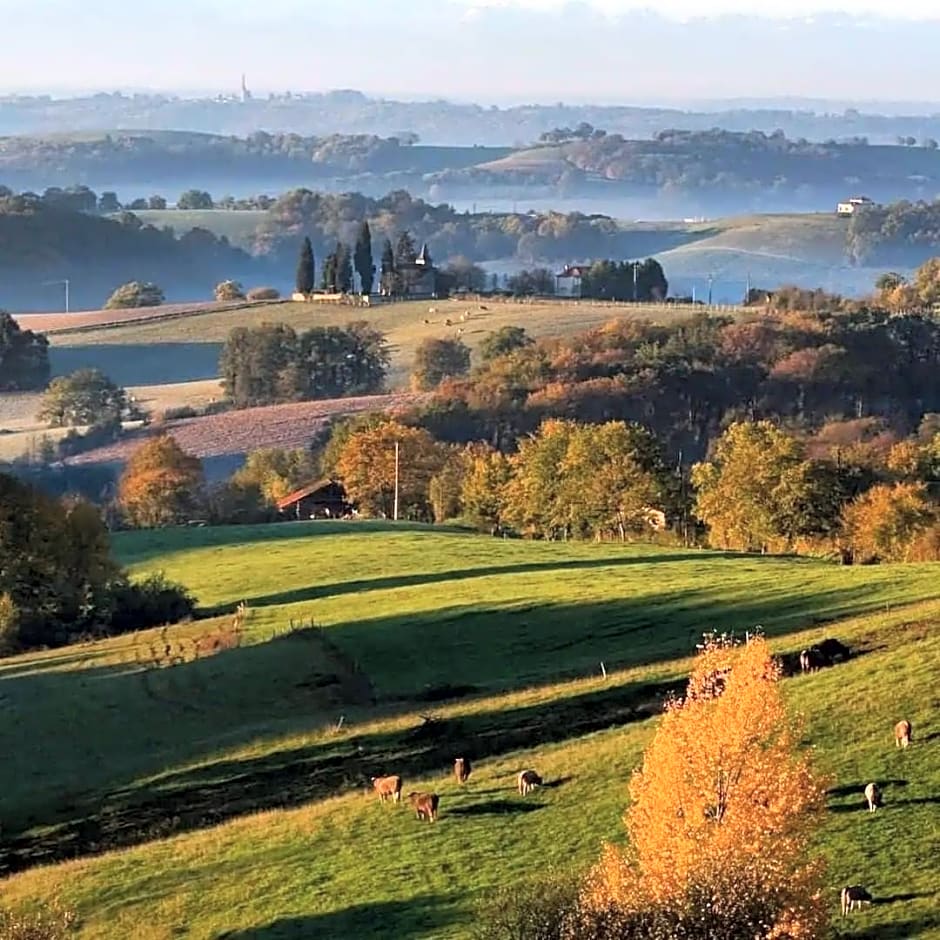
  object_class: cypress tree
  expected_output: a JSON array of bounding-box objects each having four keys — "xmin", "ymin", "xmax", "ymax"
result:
[
  {"xmin": 354, "ymin": 221, "xmax": 375, "ymax": 295},
  {"xmin": 380, "ymin": 238, "xmax": 396, "ymax": 296},
  {"xmin": 336, "ymin": 242, "xmax": 354, "ymax": 294},
  {"xmin": 296, "ymin": 236, "xmax": 315, "ymax": 295},
  {"xmin": 321, "ymin": 247, "xmax": 338, "ymax": 292}
]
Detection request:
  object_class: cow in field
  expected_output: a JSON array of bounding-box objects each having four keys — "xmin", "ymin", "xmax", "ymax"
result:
[
  {"xmin": 864, "ymin": 782, "xmax": 882, "ymax": 812},
  {"xmin": 895, "ymin": 719, "xmax": 912, "ymax": 748},
  {"xmin": 517, "ymin": 769, "xmax": 542, "ymax": 795},
  {"xmin": 371, "ymin": 775, "xmax": 402, "ymax": 804},
  {"xmin": 454, "ymin": 757, "xmax": 472, "ymax": 784},
  {"xmin": 799, "ymin": 648, "xmax": 823, "ymax": 673},
  {"xmin": 817, "ymin": 637, "xmax": 851, "ymax": 664},
  {"xmin": 408, "ymin": 791, "xmax": 440, "ymax": 822},
  {"xmin": 841, "ymin": 885, "xmax": 873, "ymax": 916}
]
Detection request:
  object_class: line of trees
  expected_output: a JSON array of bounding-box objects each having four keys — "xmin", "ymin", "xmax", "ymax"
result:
[
  {"xmin": 219, "ymin": 321, "xmax": 389, "ymax": 408},
  {"xmin": 294, "ymin": 223, "xmax": 376, "ymax": 295}
]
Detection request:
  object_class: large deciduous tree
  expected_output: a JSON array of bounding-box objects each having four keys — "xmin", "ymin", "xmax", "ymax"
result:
[
  {"xmin": 578, "ymin": 634, "xmax": 828, "ymax": 940},
  {"xmin": 38, "ymin": 368, "xmax": 129, "ymax": 428},
  {"xmin": 501, "ymin": 419, "xmax": 670, "ymax": 540},
  {"xmin": 104, "ymin": 281, "xmax": 164, "ymax": 309},
  {"xmin": 0, "ymin": 310, "xmax": 50, "ymax": 391},
  {"xmin": 411, "ymin": 337, "xmax": 472, "ymax": 391},
  {"xmin": 334, "ymin": 420, "xmax": 446, "ymax": 519},
  {"xmin": 692, "ymin": 421, "xmax": 835, "ymax": 552},
  {"xmin": 118, "ymin": 435, "xmax": 204, "ymax": 528},
  {"xmin": 0, "ymin": 473, "xmax": 119, "ymax": 650},
  {"xmin": 842, "ymin": 481, "xmax": 936, "ymax": 563}
]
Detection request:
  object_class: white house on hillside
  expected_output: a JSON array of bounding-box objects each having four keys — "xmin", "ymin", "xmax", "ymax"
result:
[
  {"xmin": 555, "ymin": 264, "xmax": 589, "ymax": 298},
  {"xmin": 837, "ymin": 196, "xmax": 874, "ymax": 216}
]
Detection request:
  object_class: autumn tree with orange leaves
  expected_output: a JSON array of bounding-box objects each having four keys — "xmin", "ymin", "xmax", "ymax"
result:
[
  {"xmin": 575, "ymin": 634, "xmax": 829, "ymax": 940},
  {"xmin": 119, "ymin": 435, "xmax": 204, "ymax": 528}
]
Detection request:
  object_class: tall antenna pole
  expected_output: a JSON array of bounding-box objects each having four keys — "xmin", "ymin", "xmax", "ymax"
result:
[
  {"xmin": 393, "ymin": 440, "xmax": 400, "ymax": 522},
  {"xmin": 64, "ymin": 278, "xmax": 70, "ymax": 314}
]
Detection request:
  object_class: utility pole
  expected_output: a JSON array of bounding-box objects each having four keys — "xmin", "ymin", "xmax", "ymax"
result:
[
  {"xmin": 393, "ymin": 440, "xmax": 400, "ymax": 522},
  {"xmin": 42, "ymin": 278, "xmax": 70, "ymax": 313}
]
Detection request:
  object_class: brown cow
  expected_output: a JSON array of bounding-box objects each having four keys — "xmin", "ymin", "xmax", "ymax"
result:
[
  {"xmin": 841, "ymin": 885, "xmax": 873, "ymax": 916},
  {"xmin": 408, "ymin": 791, "xmax": 439, "ymax": 822},
  {"xmin": 371, "ymin": 775, "xmax": 402, "ymax": 804},
  {"xmin": 864, "ymin": 782, "xmax": 882, "ymax": 813},
  {"xmin": 454, "ymin": 757, "xmax": 472, "ymax": 784},
  {"xmin": 895, "ymin": 719, "xmax": 912, "ymax": 748},
  {"xmin": 517, "ymin": 769, "xmax": 542, "ymax": 795}
]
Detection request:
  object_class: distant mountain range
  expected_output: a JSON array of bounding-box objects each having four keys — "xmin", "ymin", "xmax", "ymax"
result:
[{"xmin": 5, "ymin": 89, "xmax": 940, "ymax": 148}]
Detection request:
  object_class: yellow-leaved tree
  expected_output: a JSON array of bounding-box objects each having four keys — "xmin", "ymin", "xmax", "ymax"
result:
[{"xmin": 578, "ymin": 634, "xmax": 828, "ymax": 940}]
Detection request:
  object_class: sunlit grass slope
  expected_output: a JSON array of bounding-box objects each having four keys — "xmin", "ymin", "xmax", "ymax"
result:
[{"xmin": 0, "ymin": 523, "xmax": 936, "ymax": 938}]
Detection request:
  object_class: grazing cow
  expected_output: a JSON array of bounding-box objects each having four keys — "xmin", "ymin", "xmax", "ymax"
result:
[
  {"xmin": 454, "ymin": 757, "xmax": 472, "ymax": 784},
  {"xmin": 408, "ymin": 791, "xmax": 439, "ymax": 822},
  {"xmin": 799, "ymin": 648, "xmax": 824, "ymax": 673},
  {"xmin": 841, "ymin": 885, "xmax": 873, "ymax": 916},
  {"xmin": 895, "ymin": 719, "xmax": 912, "ymax": 748},
  {"xmin": 864, "ymin": 782, "xmax": 882, "ymax": 812},
  {"xmin": 517, "ymin": 769, "xmax": 543, "ymax": 795},
  {"xmin": 817, "ymin": 637, "xmax": 851, "ymax": 664},
  {"xmin": 371, "ymin": 775, "xmax": 402, "ymax": 804}
]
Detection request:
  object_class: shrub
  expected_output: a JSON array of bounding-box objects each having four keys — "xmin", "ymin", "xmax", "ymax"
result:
[
  {"xmin": 214, "ymin": 280, "xmax": 246, "ymax": 302},
  {"xmin": 0, "ymin": 592, "xmax": 21, "ymax": 656},
  {"xmin": 109, "ymin": 572, "xmax": 196, "ymax": 633},
  {"xmin": 104, "ymin": 281, "xmax": 165, "ymax": 309},
  {"xmin": 473, "ymin": 873, "xmax": 580, "ymax": 940},
  {"xmin": 0, "ymin": 902, "xmax": 76, "ymax": 940},
  {"xmin": 246, "ymin": 286, "xmax": 280, "ymax": 301},
  {"xmin": 160, "ymin": 405, "xmax": 199, "ymax": 421},
  {"xmin": 56, "ymin": 418, "xmax": 122, "ymax": 458}
]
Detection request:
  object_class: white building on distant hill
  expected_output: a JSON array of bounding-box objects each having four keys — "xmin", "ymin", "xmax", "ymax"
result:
[{"xmin": 837, "ymin": 196, "xmax": 874, "ymax": 216}]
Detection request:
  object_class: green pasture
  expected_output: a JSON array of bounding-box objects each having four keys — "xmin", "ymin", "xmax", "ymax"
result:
[{"xmin": 0, "ymin": 524, "xmax": 938, "ymax": 937}]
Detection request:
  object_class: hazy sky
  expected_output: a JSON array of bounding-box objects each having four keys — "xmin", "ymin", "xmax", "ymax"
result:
[{"xmin": 3, "ymin": 1, "xmax": 940, "ymax": 103}]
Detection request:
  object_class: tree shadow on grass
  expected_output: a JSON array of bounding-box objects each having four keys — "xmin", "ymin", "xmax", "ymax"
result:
[
  {"xmin": 216, "ymin": 896, "xmax": 457, "ymax": 940},
  {"xmin": 827, "ymin": 780, "xmax": 908, "ymax": 799},
  {"xmin": 850, "ymin": 913, "xmax": 940, "ymax": 940},
  {"xmin": 448, "ymin": 799, "xmax": 545, "ymax": 817},
  {"xmin": 214, "ymin": 552, "xmax": 744, "ymax": 614},
  {"xmin": 875, "ymin": 892, "xmax": 936, "ymax": 905},
  {"xmin": 0, "ymin": 583, "xmax": 900, "ymax": 875},
  {"xmin": 0, "ymin": 657, "xmax": 683, "ymax": 875}
]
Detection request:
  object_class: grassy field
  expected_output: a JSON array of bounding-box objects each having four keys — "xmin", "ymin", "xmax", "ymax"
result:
[
  {"xmin": 48, "ymin": 297, "xmax": 733, "ymax": 389},
  {"xmin": 0, "ymin": 523, "xmax": 938, "ymax": 938}
]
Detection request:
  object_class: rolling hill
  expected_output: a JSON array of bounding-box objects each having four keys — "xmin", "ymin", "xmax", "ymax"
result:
[
  {"xmin": 2, "ymin": 296, "xmax": 731, "ymax": 468},
  {"xmin": 0, "ymin": 524, "xmax": 937, "ymax": 938}
]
